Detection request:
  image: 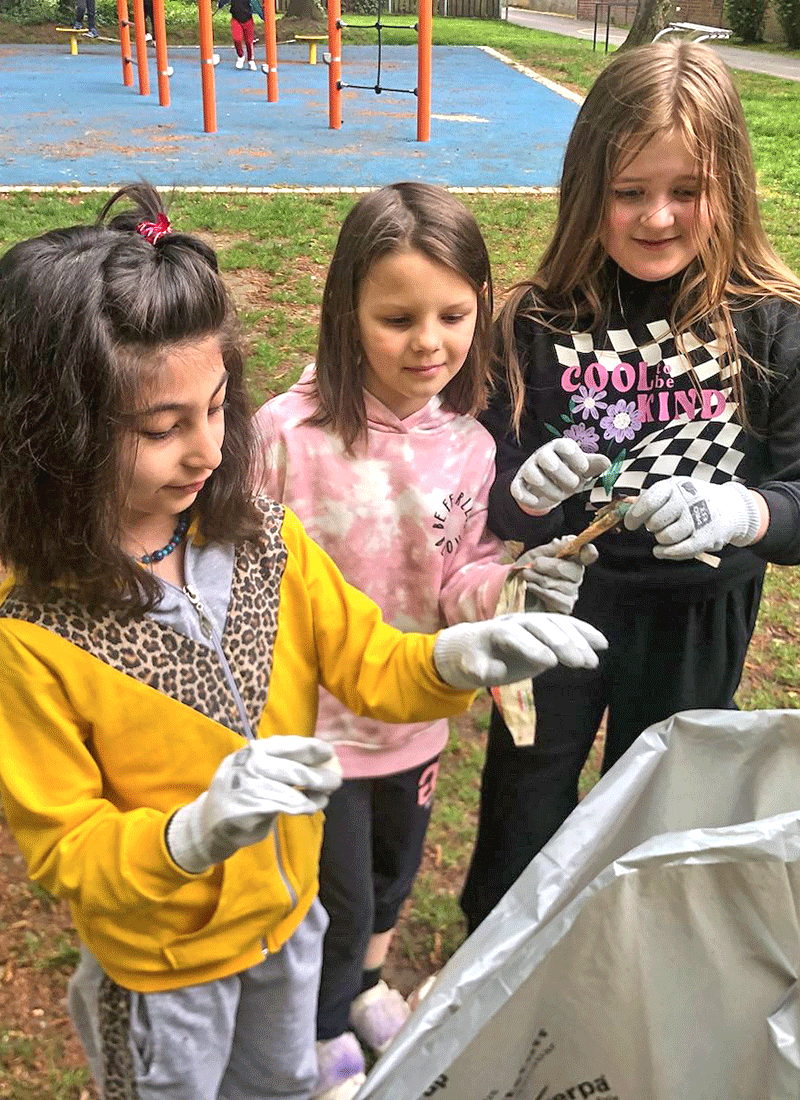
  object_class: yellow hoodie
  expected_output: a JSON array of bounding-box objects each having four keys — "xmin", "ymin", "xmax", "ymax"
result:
[{"xmin": 0, "ymin": 500, "xmax": 473, "ymax": 993}]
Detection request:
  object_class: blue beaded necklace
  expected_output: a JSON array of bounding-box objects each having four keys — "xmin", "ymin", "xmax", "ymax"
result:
[{"xmin": 138, "ymin": 513, "xmax": 190, "ymax": 565}]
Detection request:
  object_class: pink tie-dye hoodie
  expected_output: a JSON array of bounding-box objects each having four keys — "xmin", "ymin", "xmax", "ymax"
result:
[{"xmin": 254, "ymin": 366, "xmax": 512, "ymax": 778}]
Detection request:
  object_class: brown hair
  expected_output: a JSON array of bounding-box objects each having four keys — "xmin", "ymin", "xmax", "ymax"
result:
[
  {"xmin": 0, "ymin": 183, "xmax": 261, "ymax": 613},
  {"xmin": 499, "ymin": 40, "xmax": 800, "ymax": 433},
  {"xmin": 311, "ymin": 182, "xmax": 494, "ymax": 451}
]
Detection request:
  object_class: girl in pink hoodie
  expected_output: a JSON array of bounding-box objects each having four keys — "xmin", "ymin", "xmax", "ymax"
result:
[{"xmin": 254, "ymin": 183, "xmax": 596, "ymax": 1100}]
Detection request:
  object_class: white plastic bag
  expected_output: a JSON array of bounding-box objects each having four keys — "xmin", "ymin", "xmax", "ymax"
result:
[{"xmin": 357, "ymin": 710, "xmax": 800, "ymax": 1100}]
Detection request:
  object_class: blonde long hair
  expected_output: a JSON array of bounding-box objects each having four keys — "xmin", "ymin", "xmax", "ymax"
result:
[{"xmin": 500, "ymin": 40, "xmax": 800, "ymax": 434}]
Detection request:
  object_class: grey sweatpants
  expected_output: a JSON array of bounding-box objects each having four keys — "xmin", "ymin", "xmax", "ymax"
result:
[{"xmin": 68, "ymin": 899, "xmax": 327, "ymax": 1100}]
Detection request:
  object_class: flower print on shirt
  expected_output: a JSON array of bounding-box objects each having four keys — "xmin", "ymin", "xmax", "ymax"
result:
[
  {"xmin": 563, "ymin": 423, "xmax": 600, "ymax": 452},
  {"xmin": 570, "ymin": 385, "xmax": 608, "ymax": 422},
  {"xmin": 600, "ymin": 399, "xmax": 642, "ymax": 444}
]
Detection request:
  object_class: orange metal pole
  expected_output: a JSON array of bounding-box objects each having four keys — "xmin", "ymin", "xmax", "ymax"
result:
[
  {"xmin": 197, "ymin": 0, "xmax": 217, "ymax": 134},
  {"xmin": 132, "ymin": 0, "xmax": 150, "ymax": 95},
  {"xmin": 117, "ymin": 0, "xmax": 134, "ymax": 87},
  {"xmin": 416, "ymin": 0, "xmax": 431, "ymax": 141},
  {"xmin": 152, "ymin": 0, "xmax": 170, "ymax": 106},
  {"xmin": 264, "ymin": 0, "xmax": 278, "ymax": 102},
  {"xmin": 327, "ymin": 0, "xmax": 342, "ymax": 130}
]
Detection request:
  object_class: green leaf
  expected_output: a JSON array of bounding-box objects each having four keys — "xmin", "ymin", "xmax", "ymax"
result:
[{"xmin": 601, "ymin": 451, "xmax": 626, "ymax": 493}]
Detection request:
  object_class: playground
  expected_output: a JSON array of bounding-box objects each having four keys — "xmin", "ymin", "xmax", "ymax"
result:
[{"xmin": 0, "ymin": 39, "xmax": 580, "ymax": 188}]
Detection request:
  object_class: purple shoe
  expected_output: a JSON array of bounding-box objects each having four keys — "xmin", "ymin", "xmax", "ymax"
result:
[
  {"xmin": 349, "ymin": 980, "xmax": 411, "ymax": 1055},
  {"xmin": 313, "ymin": 1032, "xmax": 366, "ymax": 1100}
]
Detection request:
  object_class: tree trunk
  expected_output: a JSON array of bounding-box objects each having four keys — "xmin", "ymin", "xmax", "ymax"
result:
[
  {"xmin": 285, "ymin": 0, "xmax": 326, "ymax": 19},
  {"xmin": 618, "ymin": 0, "xmax": 671, "ymax": 49}
]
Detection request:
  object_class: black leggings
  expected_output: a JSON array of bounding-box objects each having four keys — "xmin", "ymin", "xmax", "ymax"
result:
[
  {"xmin": 316, "ymin": 758, "xmax": 439, "ymax": 1039},
  {"xmin": 460, "ymin": 572, "xmax": 764, "ymax": 934}
]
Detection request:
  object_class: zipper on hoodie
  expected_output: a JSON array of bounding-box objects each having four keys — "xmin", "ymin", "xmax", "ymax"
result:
[
  {"xmin": 181, "ymin": 581, "xmax": 299, "ymax": 913},
  {"xmin": 183, "ymin": 584, "xmax": 254, "ymax": 739}
]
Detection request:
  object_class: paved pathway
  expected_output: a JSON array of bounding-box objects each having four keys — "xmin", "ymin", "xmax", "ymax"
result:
[{"xmin": 504, "ymin": 6, "xmax": 800, "ymax": 81}]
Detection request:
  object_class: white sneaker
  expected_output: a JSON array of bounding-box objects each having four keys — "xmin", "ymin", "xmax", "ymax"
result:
[
  {"xmin": 248, "ymin": 58, "xmax": 257, "ymax": 70},
  {"xmin": 235, "ymin": 55, "xmax": 244, "ymax": 69}
]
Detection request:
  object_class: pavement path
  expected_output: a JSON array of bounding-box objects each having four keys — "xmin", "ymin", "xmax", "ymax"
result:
[{"xmin": 504, "ymin": 6, "xmax": 800, "ymax": 81}]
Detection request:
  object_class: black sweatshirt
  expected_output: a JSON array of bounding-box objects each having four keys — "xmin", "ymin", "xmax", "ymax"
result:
[
  {"xmin": 230, "ymin": 0, "xmax": 253, "ymax": 23},
  {"xmin": 480, "ymin": 269, "xmax": 800, "ymax": 599}
]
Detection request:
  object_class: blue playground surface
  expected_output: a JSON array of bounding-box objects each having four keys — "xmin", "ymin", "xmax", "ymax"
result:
[{"xmin": 0, "ymin": 42, "xmax": 579, "ymax": 189}]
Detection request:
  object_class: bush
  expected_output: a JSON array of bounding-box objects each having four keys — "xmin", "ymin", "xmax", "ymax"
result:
[
  {"xmin": 341, "ymin": 0, "xmax": 381, "ymax": 12},
  {"xmin": 725, "ymin": 0, "xmax": 765, "ymax": 41},
  {"xmin": 774, "ymin": 0, "xmax": 800, "ymax": 46},
  {"xmin": 0, "ymin": 0, "xmax": 65, "ymax": 22}
]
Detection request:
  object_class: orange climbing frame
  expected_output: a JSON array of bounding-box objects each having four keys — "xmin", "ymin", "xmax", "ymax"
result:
[
  {"xmin": 326, "ymin": 0, "xmax": 431, "ymax": 142},
  {"xmin": 116, "ymin": 0, "xmax": 134, "ymax": 86},
  {"xmin": 197, "ymin": 0, "xmax": 217, "ymax": 133},
  {"xmin": 416, "ymin": 0, "xmax": 431, "ymax": 141}
]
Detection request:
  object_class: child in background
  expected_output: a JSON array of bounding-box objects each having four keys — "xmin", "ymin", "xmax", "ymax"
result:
[
  {"xmin": 0, "ymin": 183, "xmax": 607, "ymax": 1100},
  {"xmin": 461, "ymin": 40, "xmax": 800, "ymax": 935},
  {"xmin": 143, "ymin": 0, "xmax": 154, "ymax": 42},
  {"xmin": 256, "ymin": 182, "xmax": 597, "ymax": 1100},
  {"xmin": 72, "ymin": 0, "xmax": 98, "ymax": 38},
  {"xmin": 224, "ymin": 0, "xmax": 260, "ymax": 69}
]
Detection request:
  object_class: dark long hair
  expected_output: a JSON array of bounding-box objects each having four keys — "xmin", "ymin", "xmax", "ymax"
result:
[
  {"xmin": 311, "ymin": 182, "xmax": 494, "ymax": 451},
  {"xmin": 0, "ymin": 183, "xmax": 260, "ymax": 612}
]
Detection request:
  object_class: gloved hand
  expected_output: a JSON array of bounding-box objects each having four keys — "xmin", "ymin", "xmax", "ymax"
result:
[
  {"xmin": 624, "ymin": 477, "xmax": 763, "ymax": 559},
  {"xmin": 166, "ymin": 737, "xmax": 342, "ymax": 874},
  {"xmin": 433, "ymin": 613, "xmax": 608, "ymax": 690},
  {"xmin": 511, "ymin": 439, "xmax": 611, "ymax": 516},
  {"xmin": 515, "ymin": 536, "xmax": 598, "ymax": 615}
]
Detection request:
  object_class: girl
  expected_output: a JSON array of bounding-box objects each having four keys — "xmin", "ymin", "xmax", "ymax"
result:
[
  {"xmin": 223, "ymin": 0, "xmax": 261, "ymax": 70},
  {"xmin": 255, "ymin": 182, "xmax": 597, "ymax": 1100},
  {"xmin": 461, "ymin": 40, "xmax": 800, "ymax": 934},
  {"xmin": 0, "ymin": 183, "xmax": 606, "ymax": 1100}
]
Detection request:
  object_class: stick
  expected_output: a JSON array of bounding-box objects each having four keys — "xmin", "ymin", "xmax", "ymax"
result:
[
  {"xmin": 555, "ymin": 498, "xmax": 721, "ymax": 567},
  {"xmin": 554, "ymin": 500, "xmax": 632, "ymax": 560}
]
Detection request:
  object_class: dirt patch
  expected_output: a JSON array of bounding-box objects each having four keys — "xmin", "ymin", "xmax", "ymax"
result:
[
  {"xmin": 276, "ymin": 16, "xmax": 329, "ymax": 43},
  {"xmin": 0, "ymin": 822, "xmax": 97, "ymax": 1098}
]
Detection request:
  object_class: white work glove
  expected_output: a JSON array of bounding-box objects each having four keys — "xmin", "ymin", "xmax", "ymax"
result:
[
  {"xmin": 511, "ymin": 438, "xmax": 611, "ymax": 516},
  {"xmin": 433, "ymin": 612, "xmax": 608, "ymax": 690},
  {"xmin": 166, "ymin": 737, "xmax": 342, "ymax": 874},
  {"xmin": 624, "ymin": 477, "xmax": 762, "ymax": 560},
  {"xmin": 516, "ymin": 536, "xmax": 599, "ymax": 615}
]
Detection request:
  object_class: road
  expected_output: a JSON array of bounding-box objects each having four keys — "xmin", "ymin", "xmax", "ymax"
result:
[{"xmin": 503, "ymin": 6, "xmax": 800, "ymax": 81}]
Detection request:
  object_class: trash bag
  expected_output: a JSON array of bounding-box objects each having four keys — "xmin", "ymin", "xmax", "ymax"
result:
[{"xmin": 356, "ymin": 709, "xmax": 800, "ymax": 1100}]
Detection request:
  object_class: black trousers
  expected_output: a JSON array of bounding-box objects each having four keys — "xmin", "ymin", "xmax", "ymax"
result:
[
  {"xmin": 75, "ymin": 0, "xmax": 95, "ymax": 28},
  {"xmin": 316, "ymin": 757, "xmax": 439, "ymax": 1040},
  {"xmin": 460, "ymin": 571, "xmax": 765, "ymax": 934}
]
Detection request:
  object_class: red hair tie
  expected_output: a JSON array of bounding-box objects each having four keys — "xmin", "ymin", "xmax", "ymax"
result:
[{"xmin": 136, "ymin": 212, "xmax": 172, "ymax": 245}]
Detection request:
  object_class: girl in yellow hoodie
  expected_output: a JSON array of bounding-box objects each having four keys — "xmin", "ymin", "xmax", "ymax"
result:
[{"xmin": 0, "ymin": 183, "xmax": 606, "ymax": 1100}]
